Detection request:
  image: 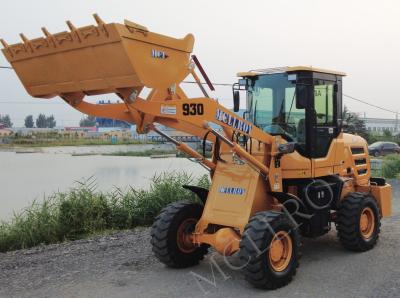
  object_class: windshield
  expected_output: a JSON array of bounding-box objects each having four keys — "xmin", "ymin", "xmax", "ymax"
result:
[{"xmin": 248, "ymin": 73, "xmax": 306, "ymax": 145}]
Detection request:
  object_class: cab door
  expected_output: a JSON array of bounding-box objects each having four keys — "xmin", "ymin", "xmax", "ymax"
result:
[
  {"xmin": 310, "ymin": 80, "xmax": 339, "ymax": 158},
  {"xmin": 309, "ymin": 79, "xmax": 342, "ymax": 177}
]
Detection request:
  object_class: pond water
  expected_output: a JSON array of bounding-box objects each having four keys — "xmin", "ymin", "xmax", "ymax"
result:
[
  {"xmin": 1, "ymin": 150, "xmax": 399, "ymax": 221},
  {"xmin": 0, "ymin": 151, "xmax": 207, "ymax": 220}
]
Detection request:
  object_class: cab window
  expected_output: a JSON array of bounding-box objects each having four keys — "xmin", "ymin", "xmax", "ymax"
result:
[{"xmin": 314, "ymin": 83, "xmax": 334, "ymax": 125}]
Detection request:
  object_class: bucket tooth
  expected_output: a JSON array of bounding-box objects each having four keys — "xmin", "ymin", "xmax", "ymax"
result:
[
  {"xmin": 66, "ymin": 20, "xmax": 82, "ymax": 42},
  {"xmin": 93, "ymin": 14, "xmax": 108, "ymax": 36},
  {"xmin": 41, "ymin": 27, "xmax": 51, "ymax": 37},
  {"xmin": 66, "ymin": 20, "xmax": 77, "ymax": 31},
  {"xmin": 19, "ymin": 33, "xmax": 34, "ymax": 52},
  {"xmin": 0, "ymin": 39, "xmax": 13, "ymax": 57},
  {"xmin": 93, "ymin": 13, "xmax": 105, "ymax": 26},
  {"xmin": 41, "ymin": 27, "xmax": 57, "ymax": 47},
  {"xmin": 93, "ymin": 13, "xmax": 109, "ymax": 37},
  {"xmin": 0, "ymin": 38, "xmax": 9, "ymax": 49},
  {"xmin": 19, "ymin": 33, "xmax": 29, "ymax": 43},
  {"xmin": 124, "ymin": 19, "xmax": 149, "ymax": 33}
]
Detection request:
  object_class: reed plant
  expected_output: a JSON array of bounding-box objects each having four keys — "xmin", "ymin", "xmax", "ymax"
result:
[{"xmin": 0, "ymin": 171, "xmax": 209, "ymax": 252}]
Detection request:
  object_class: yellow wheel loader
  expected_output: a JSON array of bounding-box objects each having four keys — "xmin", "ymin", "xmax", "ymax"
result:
[{"xmin": 2, "ymin": 15, "xmax": 392, "ymax": 289}]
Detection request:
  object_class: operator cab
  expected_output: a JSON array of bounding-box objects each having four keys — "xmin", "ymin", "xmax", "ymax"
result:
[{"xmin": 234, "ymin": 66, "xmax": 346, "ymax": 158}]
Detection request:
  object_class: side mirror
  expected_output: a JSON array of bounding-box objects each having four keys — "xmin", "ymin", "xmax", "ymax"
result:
[
  {"xmin": 295, "ymin": 85, "xmax": 309, "ymax": 109},
  {"xmin": 233, "ymin": 91, "xmax": 240, "ymax": 112},
  {"xmin": 340, "ymin": 119, "xmax": 348, "ymax": 130},
  {"xmin": 278, "ymin": 142, "xmax": 296, "ymax": 155}
]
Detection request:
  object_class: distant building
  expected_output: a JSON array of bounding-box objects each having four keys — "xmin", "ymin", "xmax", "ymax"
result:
[
  {"xmin": 65, "ymin": 126, "xmax": 97, "ymax": 132},
  {"xmin": 95, "ymin": 100, "xmax": 130, "ymax": 128},
  {"xmin": 364, "ymin": 117, "xmax": 399, "ymax": 135},
  {"xmin": 96, "ymin": 117, "xmax": 130, "ymax": 128},
  {"xmin": 98, "ymin": 127, "xmax": 124, "ymax": 133},
  {"xmin": 11, "ymin": 127, "xmax": 59, "ymax": 136},
  {"xmin": 0, "ymin": 128, "xmax": 12, "ymax": 144},
  {"xmin": 0, "ymin": 128, "xmax": 12, "ymax": 137}
]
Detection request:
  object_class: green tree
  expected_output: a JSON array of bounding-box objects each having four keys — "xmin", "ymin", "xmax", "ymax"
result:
[
  {"xmin": 36, "ymin": 114, "xmax": 47, "ymax": 128},
  {"xmin": 46, "ymin": 115, "xmax": 56, "ymax": 128},
  {"xmin": 79, "ymin": 115, "xmax": 97, "ymax": 127},
  {"xmin": 343, "ymin": 106, "xmax": 368, "ymax": 140},
  {"xmin": 383, "ymin": 129, "xmax": 392, "ymax": 139},
  {"xmin": 0, "ymin": 114, "xmax": 13, "ymax": 128},
  {"xmin": 36, "ymin": 114, "xmax": 56, "ymax": 128},
  {"xmin": 24, "ymin": 115, "xmax": 34, "ymax": 128}
]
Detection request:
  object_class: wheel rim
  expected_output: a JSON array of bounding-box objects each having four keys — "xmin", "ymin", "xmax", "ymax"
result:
[
  {"xmin": 268, "ymin": 231, "xmax": 293, "ymax": 272},
  {"xmin": 360, "ymin": 207, "xmax": 375, "ymax": 240},
  {"xmin": 176, "ymin": 218, "xmax": 196, "ymax": 253}
]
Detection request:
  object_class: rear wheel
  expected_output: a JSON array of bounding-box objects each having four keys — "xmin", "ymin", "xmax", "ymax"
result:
[
  {"xmin": 336, "ymin": 193, "xmax": 381, "ymax": 251},
  {"xmin": 239, "ymin": 211, "xmax": 300, "ymax": 290},
  {"xmin": 151, "ymin": 201, "xmax": 208, "ymax": 268}
]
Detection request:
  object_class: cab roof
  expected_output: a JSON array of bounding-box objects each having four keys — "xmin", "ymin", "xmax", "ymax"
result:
[{"xmin": 237, "ymin": 66, "xmax": 346, "ymax": 77}]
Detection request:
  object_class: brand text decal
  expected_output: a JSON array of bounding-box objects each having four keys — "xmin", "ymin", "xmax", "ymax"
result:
[
  {"xmin": 215, "ymin": 109, "xmax": 252, "ymax": 134},
  {"xmin": 161, "ymin": 105, "xmax": 177, "ymax": 115},
  {"xmin": 219, "ymin": 187, "xmax": 246, "ymax": 196},
  {"xmin": 151, "ymin": 49, "xmax": 168, "ymax": 59}
]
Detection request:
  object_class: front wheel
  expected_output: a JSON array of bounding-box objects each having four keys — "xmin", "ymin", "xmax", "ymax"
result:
[
  {"xmin": 239, "ymin": 211, "xmax": 300, "ymax": 290},
  {"xmin": 336, "ymin": 193, "xmax": 381, "ymax": 252},
  {"xmin": 151, "ymin": 201, "xmax": 208, "ymax": 268}
]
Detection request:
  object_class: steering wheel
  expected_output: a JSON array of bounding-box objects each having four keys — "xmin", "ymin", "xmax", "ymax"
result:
[
  {"xmin": 263, "ymin": 124, "xmax": 285, "ymax": 134},
  {"xmin": 263, "ymin": 124, "xmax": 296, "ymax": 141}
]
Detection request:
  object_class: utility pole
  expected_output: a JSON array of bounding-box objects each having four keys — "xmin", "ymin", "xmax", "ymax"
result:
[{"xmin": 396, "ymin": 112, "xmax": 399, "ymax": 133}]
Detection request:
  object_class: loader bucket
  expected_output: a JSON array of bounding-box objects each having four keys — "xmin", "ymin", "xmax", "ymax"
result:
[{"xmin": 1, "ymin": 15, "xmax": 194, "ymax": 99}]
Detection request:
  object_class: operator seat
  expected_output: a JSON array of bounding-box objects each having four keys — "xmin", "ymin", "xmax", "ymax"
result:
[{"xmin": 297, "ymin": 119, "xmax": 306, "ymax": 144}]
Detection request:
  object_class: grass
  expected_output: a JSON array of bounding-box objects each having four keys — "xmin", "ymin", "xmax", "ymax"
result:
[
  {"xmin": 371, "ymin": 154, "xmax": 400, "ymax": 179},
  {"xmin": 0, "ymin": 172, "xmax": 210, "ymax": 252},
  {"xmin": 382, "ymin": 154, "xmax": 400, "ymax": 179}
]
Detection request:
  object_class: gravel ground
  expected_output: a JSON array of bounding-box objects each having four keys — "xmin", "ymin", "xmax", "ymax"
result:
[{"xmin": 1, "ymin": 183, "xmax": 399, "ymax": 298}]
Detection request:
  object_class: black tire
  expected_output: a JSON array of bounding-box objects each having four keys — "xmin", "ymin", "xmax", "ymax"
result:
[
  {"xmin": 374, "ymin": 151, "xmax": 380, "ymax": 157},
  {"xmin": 239, "ymin": 211, "xmax": 300, "ymax": 290},
  {"xmin": 336, "ymin": 192, "xmax": 381, "ymax": 252},
  {"xmin": 151, "ymin": 201, "xmax": 208, "ymax": 268}
]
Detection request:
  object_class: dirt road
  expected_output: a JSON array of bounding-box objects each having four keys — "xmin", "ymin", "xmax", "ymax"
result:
[{"xmin": 1, "ymin": 184, "xmax": 399, "ymax": 298}]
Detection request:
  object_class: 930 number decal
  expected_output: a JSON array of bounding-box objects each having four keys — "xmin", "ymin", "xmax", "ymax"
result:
[{"xmin": 182, "ymin": 103, "xmax": 204, "ymax": 116}]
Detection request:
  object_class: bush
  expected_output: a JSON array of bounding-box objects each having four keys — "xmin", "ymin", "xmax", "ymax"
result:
[
  {"xmin": 0, "ymin": 197, "xmax": 60, "ymax": 252},
  {"xmin": 0, "ymin": 172, "xmax": 210, "ymax": 252},
  {"xmin": 382, "ymin": 154, "xmax": 400, "ymax": 179},
  {"xmin": 57, "ymin": 183, "xmax": 111, "ymax": 239}
]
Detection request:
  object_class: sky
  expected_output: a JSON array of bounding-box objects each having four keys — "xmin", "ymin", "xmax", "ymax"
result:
[{"xmin": 0, "ymin": 0, "xmax": 399, "ymax": 127}]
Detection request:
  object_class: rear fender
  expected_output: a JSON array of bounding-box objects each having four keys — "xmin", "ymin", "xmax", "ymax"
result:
[{"xmin": 183, "ymin": 185, "xmax": 209, "ymax": 204}]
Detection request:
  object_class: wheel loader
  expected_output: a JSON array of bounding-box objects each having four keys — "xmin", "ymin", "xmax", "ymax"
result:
[{"xmin": 1, "ymin": 15, "xmax": 392, "ymax": 289}]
